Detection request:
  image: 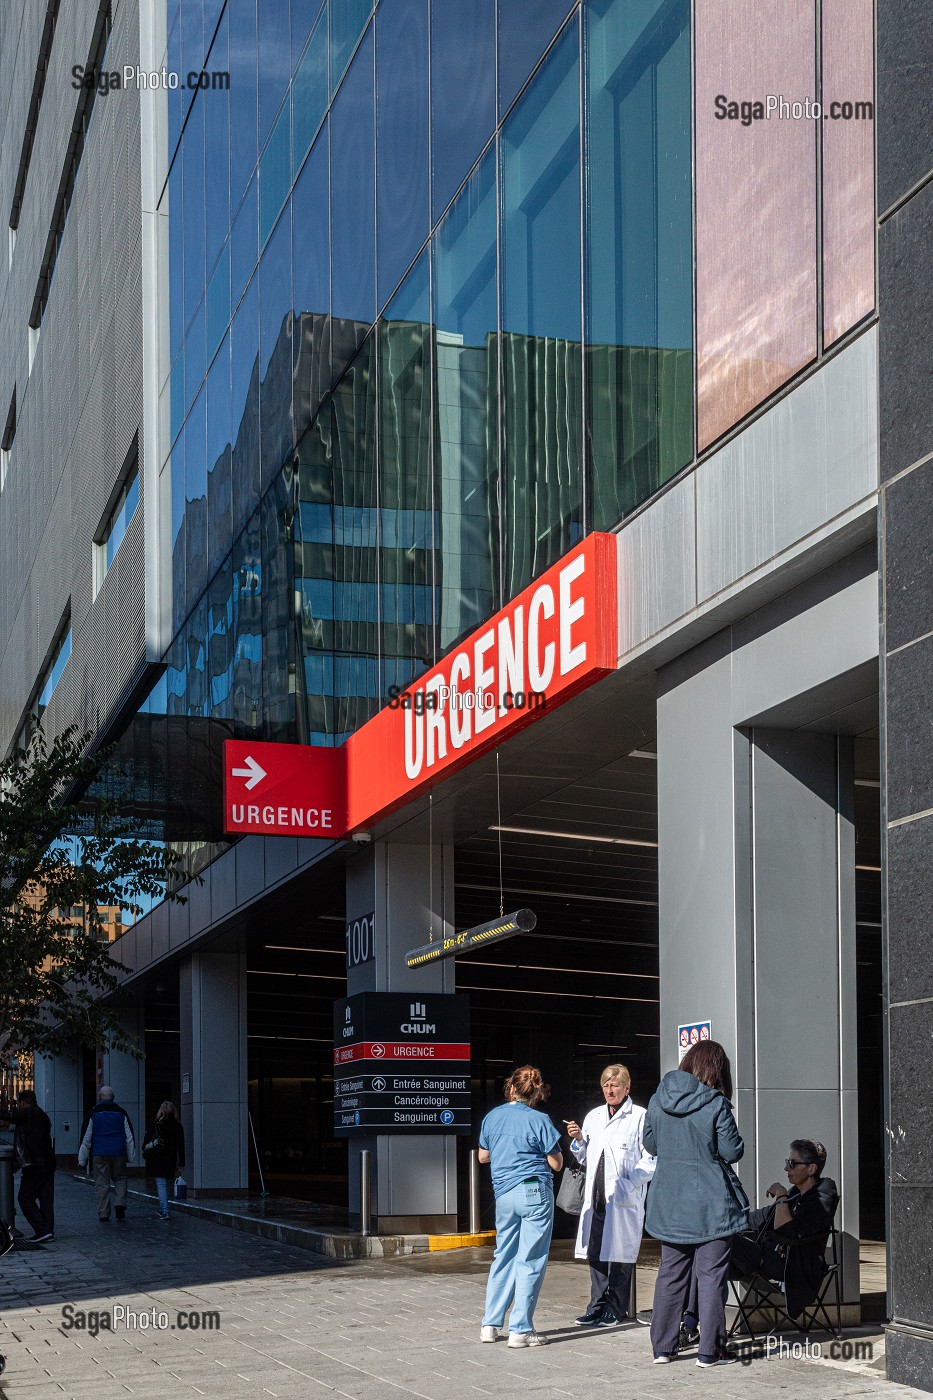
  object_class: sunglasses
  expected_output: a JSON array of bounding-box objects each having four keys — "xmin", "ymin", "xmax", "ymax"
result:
[{"xmin": 784, "ymin": 1158, "xmax": 814, "ymax": 1169}]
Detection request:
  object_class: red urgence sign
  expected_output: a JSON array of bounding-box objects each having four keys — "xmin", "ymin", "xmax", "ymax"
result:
[{"xmin": 223, "ymin": 532, "xmax": 618, "ymax": 838}]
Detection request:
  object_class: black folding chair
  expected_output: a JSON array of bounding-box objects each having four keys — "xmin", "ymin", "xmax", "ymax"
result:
[{"xmin": 728, "ymin": 1226, "xmax": 842, "ymax": 1341}]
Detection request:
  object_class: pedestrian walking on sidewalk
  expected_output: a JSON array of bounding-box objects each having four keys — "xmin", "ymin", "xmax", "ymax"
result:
[
  {"xmin": 643, "ymin": 1041, "xmax": 749, "ymax": 1368},
  {"xmin": 0, "ymin": 1089, "xmax": 55, "ymax": 1242},
  {"xmin": 77, "ymin": 1087, "xmax": 135, "ymax": 1222},
  {"xmin": 143, "ymin": 1102, "xmax": 185, "ymax": 1219},
  {"xmin": 477, "ymin": 1065, "xmax": 563, "ymax": 1348}
]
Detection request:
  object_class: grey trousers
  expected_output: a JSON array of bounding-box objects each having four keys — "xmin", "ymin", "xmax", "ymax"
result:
[
  {"xmin": 93, "ymin": 1156, "xmax": 128, "ymax": 1219},
  {"xmin": 650, "ymin": 1238, "xmax": 731, "ymax": 1360}
]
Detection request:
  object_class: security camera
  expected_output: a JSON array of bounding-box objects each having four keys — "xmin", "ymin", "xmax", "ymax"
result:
[{"xmin": 351, "ymin": 832, "xmax": 372, "ymax": 844}]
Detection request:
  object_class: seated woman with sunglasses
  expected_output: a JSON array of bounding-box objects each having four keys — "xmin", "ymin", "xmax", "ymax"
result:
[{"xmin": 728, "ymin": 1139, "xmax": 839, "ymax": 1321}]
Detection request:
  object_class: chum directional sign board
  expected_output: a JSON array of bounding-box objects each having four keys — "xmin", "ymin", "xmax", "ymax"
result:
[
  {"xmin": 223, "ymin": 533, "xmax": 618, "ymax": 840},
  {"xmin": 333, "ymin": 992, "xmax": 471, "ymax": 1135}
]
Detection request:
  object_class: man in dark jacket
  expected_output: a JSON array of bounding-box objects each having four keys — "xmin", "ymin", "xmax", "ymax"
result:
[
  {"xmin": 77, "ymin": 1086, "xmax": 135, "ymax": 1222},
  {"xmin": 0, "ymin": 1090, "xmax": 55, "ymax": 1242},
  {"xmin": 730, "ymin": 1138, "xmax": 839, "ymax": 1320}
]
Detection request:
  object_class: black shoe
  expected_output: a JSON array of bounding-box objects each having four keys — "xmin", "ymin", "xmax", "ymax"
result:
[
  {"xmin": 595, "ymin": 1310, "xmax": 626, "ymax": 1327},
  {"xmin": 679, "ymin": 1324, "xmax": 700, "ymax": 1349},
  {"xmin": 697, "ymin": 1347, "xmax": 740, "ymax": 1368},
  {"xmin": 575, "ymin": 1308, "xmax": 605, "ymax": 1327},
  {"xmin": 635, "ymin": 1309, "xmax": 653, "ymax": 1327},
  {"xmin": 31, "ymin": 1233, "xmax": 53, "ymax": 1244},
  {"xmin": 115, "ymin": 1207, "xmax": 126, "ymax": 1220}
]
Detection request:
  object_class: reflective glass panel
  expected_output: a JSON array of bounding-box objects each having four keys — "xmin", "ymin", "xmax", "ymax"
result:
[
  {"xmin": 292, "ymin": 128, "xmax": 331, "ymax": 437},
  {"xmin": 259, "ymin": 209, "xmax": 293, "ymax": 486},
  {"xmin": 379, "ymin": 251, "xmax": 434, "ymax": 684},
  {"xmin": 168, "ymin": 159, "xmax": 184, "ymax": 365},
  {"xmin": 376, "ymin": 0, "xmax": 429, "ymax": 307},
  {"xmin": 292, "ymin": 8, "xmax": 328, "ymax": 175},
  {"xmin": 822, "ymin": 0, "xmax": 875, "ymax": 346},
  {"xmin": 501, "ymin": 18, "xmax": 582, "ymax": 597},
  {"xmin": 330, "ymin": 24, "xmax": 375, "ymax": 367},
  {"xmin": 182, "ymin": 96, "xmax": 206, "ymax": 327},
  {"xmin": 207, "ymin": 241, "xmax": 231, "ymax": 364},
  {"xmin": 258, "ymin": 0, "xmax": 290, "ymax": 145},
  {"xmin": 292, "ymin": 0, "xmax": 325, "ymax": 71},
  {"xmin": 229, "ymin": 0, "xmax": 259, "ymax": 211},
  {"xmin": 185, "ymin": 300, "xmax": 206, "ymax": 415},
  {"xmin": 207, "ymin": 332, "xmax": 232, "ymax": 577},
  {"xmin": 430, "ymin": 0, "xmax": 495, "ymax": 223},
  {"xmin": 329, "ymin": 336, "xmax": 379, "ymax": 710},
  {"xmin": 433, "ymin": 148, "xmax": 498, "ymax": 649},
  {"xmin": 171, "ymin": 435, "xmax": 186, "ymax": 634},
  {"xmin": 695, "ymin": 0, "xmax": 817, "ymax": 449},
  {"xmin": 185, "ymin": 388, "xmax": 208, "ymax": 618},
  {"xmin": 231, "ymin": 176, "xmax": 258, "ymax": 311},
  {"xmin": 232, "ymin": 509, "xmax": 263, "ymax": 732},
  {"xmin": 260, "ymin": 100, "xmax": 291, "ymax": 247},
  {"xmin": 231, "ymin": 274, "xmax": 260, "ymax": 536},
  {"xmin": 203, "ymin": 9, "xmax": 230, "ymax": 274},
  {"xmin": 586, "ymin": 0, "xmax": 693, "ymax": 527},
  {"xmin": 498, "ymin": 0, "xmax": 575, "ymax": 116},
  {"xmin": 329, "ymin": 0, "xmax": 372, "ymax": 95}
]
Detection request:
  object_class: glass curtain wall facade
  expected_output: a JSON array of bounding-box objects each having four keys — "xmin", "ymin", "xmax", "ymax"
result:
[{"xmin": 114, "ymin": 0, "xmax": 873, "ymax": 883}]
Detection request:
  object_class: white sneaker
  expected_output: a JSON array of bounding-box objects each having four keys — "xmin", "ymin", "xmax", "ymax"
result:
[
  {"xmin": 480, "ymin": 1326, "xmax": 499, "ymax": 1343},
  {"xmin": 507, "ymin": 1332, "xmax": 548, "ymax": 1348},
  {"xmin": 653, "ymin": 1353, "xmax": 675, "ymax": 1363}
]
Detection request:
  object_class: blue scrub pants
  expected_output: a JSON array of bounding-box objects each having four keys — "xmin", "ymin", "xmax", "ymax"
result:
[{"xmin": 482, "ymin": 1179, "xmax": 555, "ymax": 1334}]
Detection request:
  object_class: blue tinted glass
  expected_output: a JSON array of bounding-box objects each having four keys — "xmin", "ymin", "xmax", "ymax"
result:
[
  {"xmin": 501, "ymin": 17, "xmax": 582, "ymax": 596},
  {"xmin": 231, "ymin": 176, "xmax": 258, "ymax": 310},
  {"xmin": 260, "ymin": 100, "xmax": 291, "ymax": 246},
  {"xmin": 168, "ymin": 159, "xmax": 184, "ymax": 365},
  {"xmin": 185, "ymin": 300, "xmax": 206, "ymax": 412},
  {"xmin": 498, "ymin": 0, "xmax": 575, "ymax": 115},
  {"xmin": 207, "ymin": 333, "xmax": 233, "ymax": 576},
  {"xmin": 376, "ymin": 0, "xmax": 429, "ymax": 306},
  {"xmin": 330, "ymin": 24, "xmax": 375, "ymax": 329},
  {"xmin": 171, "ymin": 438, "xmax": 186, "ymax": 630},
  {"xmin": 167, "ymin": 10, "xmax": 182, "ymax": 157},
  {"xmin": 329, "ymin": 0, "xmax": 371, "ymax": 95},
  {"xmin": 433, "ymin": 148, "xmax": 499, "ymax": 645},
  {"xmin": 185, "ymin": 389, "xmax": 208, "ymax": 615},
  {"xmin": 38, "ymin": 629, "xmax": 72, "ymax": 710},
  {"xmin": 231, "ymin": 275, "xmax": 260, "ymax": 534},
  {"xmin": 259, "ymin": 208, "xmax": 294, "ymax": 481},
  {"xmin": 204, "ymin": 0, "xmax": 224, "ymax": 47},
  {"xmin": 501, "ymin": 22, "xmax": 580, "ymax": 341},
  {"xmin": 585, "ymin": 0, "xmax": 693, "ymax": 525},
  {"xmin": 124, "ymin": 470, "xmax": 139, "ymax": 524},
  {"xmin": 292, "ymin": 128, "xmax": 330, "ymax": 433},
  {"xmin": 170, "ymin": 350, "xmax": 185, "ymax": 446},
  {"xmin": 430, "ymin": 0, "xmax": 495, "ymax": 221},
  {"xmin": 292, "ymin": 0, "xmax": 325, "ymax": 71},
  {"xmin": 292, "ymin": 8, "xmax": 328, "ymax": 175},
  {"xmin": 203, "ymin": 10, "xmax": 230, "ymax": 274},
  {"xmin": 229, "ymin": 0, "xmax": 259, "ymax": 210},
  {"xmin": 181, "ymin": 0, "xmax": 204, "ymax": 115},
  {"xmin": 182, "ymin": 97, "xmax": 206, "ymax": 326},
  {"xmin": 258, "ymin": 0, "xmax": 290, "ymax": 144},
  {"xmin": 207, "ymin": 241, "xmax": 231, "ymax": 363}
]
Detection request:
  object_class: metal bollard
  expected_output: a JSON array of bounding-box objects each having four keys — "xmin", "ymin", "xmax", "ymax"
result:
[
  {"xmin": 360, "ymin": 1148, "xmax": 371, "ymax": 1237},
  {"xmin": 629, "ymin": 1264, "xmax": 638, "ymax": 1317},
  {"xmin": 0, "ymin": 1146, "xmax": 14, "ymax": 1229},
  {"xmin": 469, "ymin": 1149, "xmax": 481, "ymax": 1235}
]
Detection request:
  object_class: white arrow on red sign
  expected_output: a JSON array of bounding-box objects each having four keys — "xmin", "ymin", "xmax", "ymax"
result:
[{"xmin": 231, "ymin": 755, "xmax": 267, "ymax": 791}]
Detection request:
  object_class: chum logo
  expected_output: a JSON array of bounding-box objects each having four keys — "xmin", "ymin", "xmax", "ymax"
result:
[{"xmin": 401, "ymin": 1000, "xmax": 436, "ymax": 1034}]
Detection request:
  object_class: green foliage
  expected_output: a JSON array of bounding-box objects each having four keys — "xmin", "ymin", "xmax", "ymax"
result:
[{"xmin": 0, "ymin": 726, "xmax": 186, "ymax": 1067}]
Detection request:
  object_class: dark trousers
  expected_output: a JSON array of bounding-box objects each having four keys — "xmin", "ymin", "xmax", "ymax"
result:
[
  {"xmin": 730, "ymin": 1232, "xmax": 786, "ymax": 1284},
  {"xmin": 650, "ymin": 1238, "xmax": 731, "ymax": 1360},
  {"xmin": 587, "ymin": 1207, "xmax": 634, "ymax": 1320},
  {"xmin": 18, "ymin": 1165, "xmax": 55, "ymax": 1237}
]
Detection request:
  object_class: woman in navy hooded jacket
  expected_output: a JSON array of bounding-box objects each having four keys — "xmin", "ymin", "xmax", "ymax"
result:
[{"xmin": 643, "ymin": 1041, "xmax": 749, "ymax": 1367}]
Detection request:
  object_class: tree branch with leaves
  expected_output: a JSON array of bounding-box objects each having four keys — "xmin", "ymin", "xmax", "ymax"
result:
[{"xmin": 0, "ymin": 726, "xmax": 187, "ymax": 1068}]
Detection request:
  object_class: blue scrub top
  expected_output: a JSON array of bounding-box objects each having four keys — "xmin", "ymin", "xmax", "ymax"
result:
[{"xmin": 479, "ymin": 1101, "xmax": 561, "ymax": 1197}]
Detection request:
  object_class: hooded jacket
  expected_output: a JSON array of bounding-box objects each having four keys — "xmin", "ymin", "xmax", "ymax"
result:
[{"xmin": 643, "ymin": 1069, "xmax": 749, "ymax": 1244}]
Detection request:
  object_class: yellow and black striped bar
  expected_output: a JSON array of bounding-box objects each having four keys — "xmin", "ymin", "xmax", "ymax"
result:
[{"xmin": 406, "ymin": 908, "xmax": 537, "ymax": 969}]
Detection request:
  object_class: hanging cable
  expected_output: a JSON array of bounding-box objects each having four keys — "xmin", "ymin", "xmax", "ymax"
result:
[
  {"xmin": 428, "ymin": 790, "xmax": 435, "ymax": 942},
  {"xmin": 496, "ymin": 752, "xmax": 504, "ymax": 918}
]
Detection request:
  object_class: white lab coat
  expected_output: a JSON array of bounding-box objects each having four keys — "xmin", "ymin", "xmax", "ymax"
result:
[{"xmin": 571, "ymin": 1097, "xmax": 655, "ymax": 1264}]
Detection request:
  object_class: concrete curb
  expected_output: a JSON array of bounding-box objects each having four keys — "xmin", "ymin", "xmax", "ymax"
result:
[{"xmin": 71, "ymin": 1175, "xmax": 490, "ymax": 1259}]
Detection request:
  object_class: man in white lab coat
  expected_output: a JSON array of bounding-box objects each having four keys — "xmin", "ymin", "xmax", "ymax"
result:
[{"xmin": 566, "ymin": 1063, "xmax": 655, "ymax": 1325}]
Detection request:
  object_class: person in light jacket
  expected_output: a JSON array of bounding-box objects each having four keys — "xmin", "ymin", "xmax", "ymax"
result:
[
  {"xmin": 643, "ymin": 1041, "xmax": 749, "ymax": 1368},
  {"xmin": 566, "ymin": 1064, "xmax": 655, "ymax": 1326}
]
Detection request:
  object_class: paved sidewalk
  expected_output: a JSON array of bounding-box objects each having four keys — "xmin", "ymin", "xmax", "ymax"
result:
[{"xmin": 0, "ymin": 1176, "xmax": 925, "ymax": 1400}]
